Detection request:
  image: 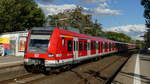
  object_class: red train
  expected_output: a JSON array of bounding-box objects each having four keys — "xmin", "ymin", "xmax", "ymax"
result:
[{"xmin": 24, "ymin": 27, "xmax": 136, "ymax": 72}]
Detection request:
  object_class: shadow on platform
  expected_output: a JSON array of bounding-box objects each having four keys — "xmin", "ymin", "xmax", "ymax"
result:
[
  {"xmin": 119, "ymin": 71, "xmax": 150, "ymax": 84},
  {"xmin": 140, "ymin": 56, "xmax": 150, "ymax": 62},
  {"xmin": 139, "ymin": 50, "xmax": 150, "ymax": 55}
]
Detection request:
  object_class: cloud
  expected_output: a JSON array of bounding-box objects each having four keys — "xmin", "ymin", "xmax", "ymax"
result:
[
  {"xmin": 38, "ymin": 3, "xmax": 121, "ymax": 17},
  {"xmin": 84, "ymin": 8, "xmax": 121, "ymax": 16},
  {"xmin": 99, "ymin": 2, "xmax": 108, "ymax": 8},
  {"xmin": 76, "ymin": 0, "xmax": 108, "ymax": 4},
  {"xmin": 36, "ymin": 0, "xmax": 109, "ymax": 4},
  {"xmin": 37, "ymin": 0, "xmax": 121, "ymax": 17},
  {"xmin": 38, "ymin": 4, "xmax": 77, "ymax": 16},
  {"xmin": 36, "ymin": 0, "xmax": 55, "ymax": 2},
  {"xmin": 104, "ymin": 24, "xmax": 146, "ymax": 40}
]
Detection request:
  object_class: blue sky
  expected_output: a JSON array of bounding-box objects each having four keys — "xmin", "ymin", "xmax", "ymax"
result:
[
  {"xmin": 36, "ymin": 0, "xmax": 145, "ymax": 28},
  {"xmin": 36, "ymin": 0, "xmax": 146, "ymax": 40}
]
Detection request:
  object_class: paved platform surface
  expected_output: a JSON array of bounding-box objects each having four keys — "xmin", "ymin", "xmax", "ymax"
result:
[
  {"xmin": 0, "ymin": 56, "xmax": 23, "ymax": 68},
  {"xmin": 114, "ymin": 52, "xmax": 150, "ymax": 84}
]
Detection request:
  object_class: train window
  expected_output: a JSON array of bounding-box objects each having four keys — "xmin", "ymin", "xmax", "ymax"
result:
[
  {"xmin": 109, "ymin": 43, "xmax": 111, "ymax": 49},
  {"xmin": 112, "ymin": 43, "xmax": 114, "ymax": 48},
  {"xmin": 100, "ymin": 42, "xmax": 103, "ymax": 49},
  {"xmin": 88, "ymin": 42, "xmax": 90, "ymax": 50},
  {"xmin": 98, "ymin": 42, "xmax": 100, "ymax": 50},
  {"xmin": 79, "ymin": 41, "xmax": 83, "ymax": 51},
  {"xmin": 96, "ymin": 42, "xmax": 98, "ymax": 49},
  {"xmin": 68, "ymin": 40, "xmax": 72, "ymax": 51},
  {"xmin": 91, "ymin": 42, "xmax": 94, "ymax": 50},
  {"xmin": 62, "ymin": 38, "xmax": 65, "ymax": 47},
  {"xmin": 76, "ymin": 41, "xmax": 78, "ymax": 51},
  {"xmin": 105, "ymin": 42, "xmax": 108, "ymax": 49},
  {"xmin": 115, "ymin": 43, "xmax": 117, "ymax": 48},
  {"xmin": 94, "ymin": 42, "xmax": 96, "ymax": 49},
  {"xmin": 84, "ymin": 41, "xmax": 87, "ymax": 50},
  {"xmin": 102, "ymin": 42, "xmax": 104, "ymax": 49},
  {"xmin": 104, "ymin": 42, "xmax": 106, "ymax": 49},
  {"xmin": 91, "ymin": 41, "xmax": 96, "ymax": 50},
  {"xmin": 91, "ymin": 42, "xmax": 93, "ymax": 50},
  {"xmin": 74, "ymin": 41, "xmax": 75, "ymax": 51}
]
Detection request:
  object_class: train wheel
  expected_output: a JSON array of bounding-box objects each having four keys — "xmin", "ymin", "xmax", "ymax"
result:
[
  {"xmin": 43, "ymin": 68, "xmax": 51, "ymax": 75},
  {"xmin": 60, "ymin": 65, "xmax": 72, "ymax": 72},
  {"xmin": 24, "ymin": 65, "xmax": 32, "ymax": 72}
]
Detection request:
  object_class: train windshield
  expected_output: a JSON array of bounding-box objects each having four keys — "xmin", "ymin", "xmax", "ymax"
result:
[{"xmin": 28, "ymin": 30, "xmax": 52, "ymax": 53}]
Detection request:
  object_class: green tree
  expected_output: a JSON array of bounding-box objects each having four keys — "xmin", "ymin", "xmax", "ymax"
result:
[
  {"xmin": 141, "ymin": 0, "xmax": 150, "ymax": 48},
  {"xmin": 47, "ymin": 6, "xmax": 103, "ymax": 36},
  {"xmin": 0, "ymin": 0, "xmax": 46, "ymax": 33},
  {"xmin": 104, "ymin": 31, "xmax": 132, "ymax": 43}
]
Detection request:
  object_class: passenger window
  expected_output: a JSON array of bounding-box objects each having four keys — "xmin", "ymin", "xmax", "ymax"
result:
[
  {"xmin": 91, "ymin": 42, "xmax": 93, "ymax": 50},
  {"xmin": 105, "ymin": 42, "xmax": 108, "ymax": 49},
  {"xmin": 88, "ymin": 42, "xmax": 90, "ymax": 50},
  {"xmin": 79, "ymin": 41, "xmax": 83, "ymax": 51},
  {"xmin": 96, "ymin": 42, "xmax": 98, "ymax": 49},
  {"xmin": 101, "ymin": 42, "xmax": 104, "ymax": 49},
  {"xmin": 76, "ymin": 41, "xmax": 78, "ymax": 51},
  {"xmin": 98, "ymin": 42, "xmax": 100, "ymax": 50},
  {"xmin": 74, "ymin": 41, "xmax": 75, "ymax": 51},
  {"xmin": 68, "ymin": 40, "xmax": 72, "ymax": 51},
  {"xmin": 91, "ymin": 41, "xmax": 96, "ymax": 50},
  {"xmin": 84, "ymin": 41, "xmax": 87, "ymax": 50},
  {"xmin": 109, "ymin": 43, "xmax": 111, "ymax": 49},
  {"xmin": 94, "ymin": 42, "xmax": 96, "ymax": 49}
]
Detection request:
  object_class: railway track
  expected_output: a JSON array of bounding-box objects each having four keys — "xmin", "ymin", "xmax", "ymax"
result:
[
  {"xmin": 74, "ymin": 54, "xmax": 128, "ymax": 84},
  {"xmin": 0, "ymin": 73, "xmax": 45, "ymax": 84},
  {"xmin": 0, "ymin": 51, "xmax": 136, "ymax": 84}
]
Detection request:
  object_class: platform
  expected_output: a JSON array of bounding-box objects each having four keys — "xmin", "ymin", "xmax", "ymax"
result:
[
  {"xmin": 0, "ymin": 56, "xmax": 23, "ymax": 68},
  {"xmin": 114, "ymin": 52, "xmax": 150, "ymax": 84}
]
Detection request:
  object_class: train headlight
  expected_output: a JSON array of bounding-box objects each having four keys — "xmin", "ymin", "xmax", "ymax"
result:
[
  {"xmin": 48, "ymin": 54, "xmax": 54, "ymax": 57},
  {"xmin": 24, "ymin": 59, "xmax": 29, "ymax": 62}
]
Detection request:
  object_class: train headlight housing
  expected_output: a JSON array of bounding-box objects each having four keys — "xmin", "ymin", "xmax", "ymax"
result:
[
  {"xmin": 24, "ymin": 59, "xmax": 29, "ymax": 62},
  {"xmin": 48, "ymin": 54, "xmax": 54, "ymax": 57}
]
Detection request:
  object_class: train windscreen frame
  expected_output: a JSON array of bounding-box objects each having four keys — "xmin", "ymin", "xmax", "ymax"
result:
[{"xmin": 28, "ymin": 30, "xmax": 52, "ymax": 53}]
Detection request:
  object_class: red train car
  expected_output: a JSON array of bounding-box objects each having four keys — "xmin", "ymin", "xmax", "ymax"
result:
[{"xmin": 24, "ymin": 27, "xmax": 135, "ymax": 72}]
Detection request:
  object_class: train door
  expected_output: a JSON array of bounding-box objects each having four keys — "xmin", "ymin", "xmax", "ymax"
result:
[
  {"xmin": 66, "ymin": 38, "xmax": 73, "ymax": 60},
  {"xmin": 104, "ymin": 42, "xmax": 108, "ymax": 53},
  {"xmin": 101, "ymin": 41, "xmax": 104, "ymax": 53},
  {"xmin": 87, "ymin": 40, "xmax": 91, "ymax": 56},
  {"xmin": 96, "ymin": 41, "xmax": 98, "ymax": 55},
  {"xmin": 83, "ymin": 40, "xmax": 88, "ymax": 56},
  {"xmin": 78, "ymin": 39, "xmax": 84, "ymax": 57},
  {"xmin": 103, "ymin": 41, "xmax": 106, "ymax": 53},
  {"xmin": 112, "ymin": 43, "xmax": 114, "ymax": 51},
  {"xmin": 73, "ymin": 38, "xmax": 78, "ymax": 61},
  {"xmin": 98, "ymin": 41, "xmax": 101, "ymax": 55},
  {"xmin": 109, "ymin": 42, "xmax": 111, "ymax": 51},
  {"xmin": 61, "ymin": 37, "xmax": 67, "ymax": 58},
  {"xmin": 91, "ymin": 41, "xmax": 96, "ymax": 55}
]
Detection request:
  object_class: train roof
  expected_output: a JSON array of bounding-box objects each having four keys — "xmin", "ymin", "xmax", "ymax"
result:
[
  {"xmin": 31, "ymin": 27, "xmax": 135, "ymax": 45},
  {"xmin": 57, "ymin": 28, "xmax": 114, "ymax": 42}
]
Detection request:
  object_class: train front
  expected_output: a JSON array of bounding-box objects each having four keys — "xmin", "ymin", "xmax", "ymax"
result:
[{"xmin": 24, "ymin": 28, "xmax": 56, "ymax": 72}]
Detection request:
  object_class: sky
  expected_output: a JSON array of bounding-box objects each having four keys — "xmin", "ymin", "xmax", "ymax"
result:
[{"xmin": 35, "ymin": 0, "xmax": 146, "ymax": 40}]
